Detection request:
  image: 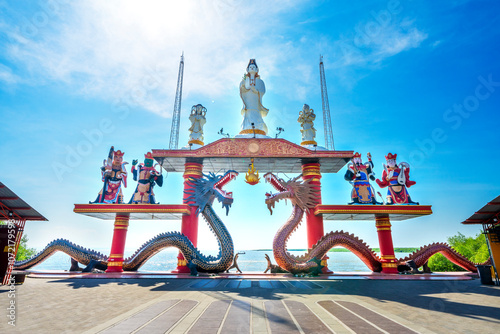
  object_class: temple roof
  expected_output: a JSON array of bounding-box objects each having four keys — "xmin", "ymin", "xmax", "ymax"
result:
[
  {"xmin": 73, "ymin": 204, "xmax": 190, "ymax": 220},
  {"xmin": 0, "ymin": 182, "xmax": 47, "ymax": 221},
  {"xmin": 153, "ymin": 138, "xmax": 353, "ymax": 173},
  {"xmin": 461, "ymin": 194, "xmax": 500, "ymax": 226},
  {"xmin": 315, "ymin": 204, "xmax": 433, "ymax": 221}
]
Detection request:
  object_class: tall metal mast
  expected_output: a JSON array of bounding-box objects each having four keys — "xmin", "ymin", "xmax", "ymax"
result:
[
  {"xmin": 319, "ymin": 55, "xmax": 335, "ymax": 150},
  {"xmin": 169, "ymin": 53, "xmax": 185, "ymax": 149}
]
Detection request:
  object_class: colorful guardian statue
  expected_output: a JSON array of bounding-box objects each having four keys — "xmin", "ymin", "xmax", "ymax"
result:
[
  {"xmin": 128, "ymin": 152, "xmax": 163, "ymax": 204},
  {"xmin": 238, "ymin": 59, "xmax": 269, "ymax": 137},
  {"xmin": 91, "ymin": 146, "xmax": 127, "ymax": 204},
  {"xmin": 188, "ymin": 104, "xmax": 207, "ymax": 147},
  {"xmin": 344, "ymin": 152, "xmax": 379, "ymax": 204},
  {"xmin": 298, "ymin": 104, "xmax": 317, "ymax": 146},
  {"xmin": 376, "ymin": 153, "xmax": 418, "ymax": 205}
]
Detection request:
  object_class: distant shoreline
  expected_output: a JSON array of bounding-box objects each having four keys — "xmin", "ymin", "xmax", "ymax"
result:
[{"xmin": 251, "ymin": 248, "xmax": 418, "ymax": 253}]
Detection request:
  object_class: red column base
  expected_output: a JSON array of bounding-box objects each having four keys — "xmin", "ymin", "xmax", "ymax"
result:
[
  {"xmin": 105, "ymin": 213, "xmax": 129, "ymax": 273},
  {"xmin": 375, "ymin": 214, "xmax": 399, "ymax": 274},
  {"xmin": 171, "ymin": 253, "xmax": 190, "ymax": 274},
  {"xmin": 106, "ymin": 261, "xmax": 124, "ymax": 273},
  {"xmin": 381, "ymin": 261, "xmax": 399, "ymax": 274},
  {"xmin": 321, "ymin": 255, "xmax": 333, "ymax": 274}
]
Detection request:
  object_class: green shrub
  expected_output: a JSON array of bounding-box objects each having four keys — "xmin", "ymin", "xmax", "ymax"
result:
[{"xmin": 428, "ymin": 232, "xmax": 489, "ymax": 272}]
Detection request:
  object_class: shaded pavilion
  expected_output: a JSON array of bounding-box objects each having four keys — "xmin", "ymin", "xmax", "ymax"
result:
[
  {"xmin": 0, "ymin": 182, "xmax": 47, "ymax": 284},
  {"xmin": 462, "ymin": 194, "xmax": 500, "ymax": 285}
]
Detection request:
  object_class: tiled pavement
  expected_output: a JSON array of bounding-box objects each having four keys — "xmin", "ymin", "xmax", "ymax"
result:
[{"xmin": 1, "ymin": 276, "xmax": 499, "ymax": 333}]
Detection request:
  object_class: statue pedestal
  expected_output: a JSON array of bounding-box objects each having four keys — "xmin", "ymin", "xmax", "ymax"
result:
[
  {"xmin": 234, "ymin": 133, "xmax": 271, "ymax": 139},
  {"xmin": 315, "ymin": 204, "xmax": 433, "ymax": 273},
  {"xmin": 73, "ymin": 204, "xmax": 191, "ymax": 272}
]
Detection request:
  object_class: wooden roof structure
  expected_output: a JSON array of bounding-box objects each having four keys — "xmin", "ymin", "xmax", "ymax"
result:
[
  {"xmin": 153, "ymin": 138, "xmax": 353, "ymax": 174},
  {"xmin": 0, "ymin": 182, "xmax": 47, "ymax": 221},
  {"xmin": 461, "ymin": 195, "xmax": 500, "ymax": 228}
]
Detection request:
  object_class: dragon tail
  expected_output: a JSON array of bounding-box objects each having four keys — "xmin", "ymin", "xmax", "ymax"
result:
[
  {"xmin": 14, "ymin": 238, "xmax": 108, "ymax": 270},
  {"xmin": 397, "ymin": 242, "xmax": 491, "ymax": 272},
  {"xmin": 306, "ymin": 230, "xmax": 382, "ymax": 272}
]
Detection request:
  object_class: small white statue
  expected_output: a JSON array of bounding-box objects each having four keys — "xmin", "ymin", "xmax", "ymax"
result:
[
  {"xmin": 188, "ymin": 104, "xmax": 207, "ymax": 146},
  {"xmin": 298, "ymin": 104, "xmax": 317, "ymax": 145},
  {"xmin": 238, "ymin": 59, "xmax": 269, "ymax": 136}
]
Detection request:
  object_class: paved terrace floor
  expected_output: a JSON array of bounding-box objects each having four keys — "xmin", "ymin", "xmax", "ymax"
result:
[{"xmin": 1, "ymin": 273, "xmax": 499, "ymax": 334}]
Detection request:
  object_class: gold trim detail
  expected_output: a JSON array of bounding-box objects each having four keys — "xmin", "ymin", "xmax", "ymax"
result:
[
  {"xmin": 183, "ymin": 164, "xmax": 203, "ymax": 178},
  {"xmin": 177, "ymin": 259, "xmax": 187, "ymax": 267},
  {"xmin": 74, "ymin": 208, "xmax": 191, "ymax": 214},
  {"xmin": 301, "ymin": 140, "xmax": 317, "ymax": 146},
  {"xmin": 381, "ymin": 255, "xmax": 396, "ymax": 259},
  {"xmin": 376, "ymin": 227, "xmax": 392, "ymax": 231},
  {"xmin": 314, "ymin": 209, "xmax": 432, "ymax": 215},
  {"xmin": 109, "ymin": 254, "xmax": 123, "ymax": 259},
  {"xmin": 107, "ymin": 261, "xmax": 123, "ymax": 267},
  {"xmin": 239, "ymin": 129, "xmax": 266, "ymax": 135},
  {"xmin": 381, "ymin": 263, "xmax": 398, "ymax": 268},
  {"xmin": 114, "ymin": 226, "xmax": 129, "ymax": 230},
  {"xmin": 188, "ymin": 139, "xmax": 204, "ymax": 146}
]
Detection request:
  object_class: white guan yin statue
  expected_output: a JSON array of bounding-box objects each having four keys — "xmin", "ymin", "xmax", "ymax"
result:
[{"xmin": 237, "ymin": 59, "xmax": 269, "ymax": 137}]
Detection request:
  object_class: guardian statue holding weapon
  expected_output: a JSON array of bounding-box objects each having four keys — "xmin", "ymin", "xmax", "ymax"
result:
[
  {"xmin": 129, "ymin": 152, "xmax": 163, "ymax": 204},
  {"xmin": 376, "ymin": 153, "xmax": 418, "ymax": 205},
  {"xmin": 344, "ymin": 152, "xmax": 380, "ymax": 204},
  {"xmin": 91, "ymin": 146, "xmax": 128, "ymax": 204}
]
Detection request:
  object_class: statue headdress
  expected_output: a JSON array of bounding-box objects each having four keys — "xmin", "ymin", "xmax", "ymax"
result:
[
  {"xmin": 114, "ymin": 150, "xmax": 125, "ymax": 158},
  {"xmin": 246, "ymin": 59, "xmax": 259, "ymax": 73},
  {"xmin": 385, "ymin": 153, "xmax": 397, "ymax": 160}
]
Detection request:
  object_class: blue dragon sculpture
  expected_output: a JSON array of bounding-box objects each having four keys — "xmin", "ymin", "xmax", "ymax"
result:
[{"xmin": 15, "ymin": 170, "xmax": 238, "ymax": 273}]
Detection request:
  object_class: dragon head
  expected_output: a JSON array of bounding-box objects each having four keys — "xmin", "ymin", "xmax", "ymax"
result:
[
  {"xmin": 184, "ymin": 170, "xmax": 238, "ymax": 215},
  {"xmin": 264, "ymin": 172, "xmax": 319, "ymax": 215}
]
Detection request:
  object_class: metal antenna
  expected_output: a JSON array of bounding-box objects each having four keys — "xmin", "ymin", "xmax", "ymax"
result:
[
  {"xmin": 169, "ymin": 53, "xmax": 185, "ymax": 149},
  {"xmin": 319, "ymin": 55, "xmax": 335, "ymax": 150}
]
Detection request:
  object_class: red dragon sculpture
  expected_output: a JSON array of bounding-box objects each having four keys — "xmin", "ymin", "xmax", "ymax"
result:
[{"xmin": 264, "ymin": 172, "xmax": 489, "ymax": 274}]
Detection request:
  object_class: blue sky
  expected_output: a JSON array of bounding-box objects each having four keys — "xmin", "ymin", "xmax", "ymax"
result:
[{"xmin": 1, "ymin": 0, "xmax": 499, "ymax": 254}]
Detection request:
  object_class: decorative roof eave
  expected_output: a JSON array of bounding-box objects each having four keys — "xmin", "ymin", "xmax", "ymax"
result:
[
  {"xmin": 315, "ymin": 204, "xmax": 433, "ymax": 221},
  {"xmin": 73, "ymin": 204, "xmax": 191, "ymax": 220},
  {"xmin": 0, "ymin": 182, "xmax": 47, "ymax": 221},
  {"xmin": 152, "ymin": 138, "xmax": 353, "ymax": 174},
  {"xmin": 153, "ymin": 138, "xmax": 353, "ymax": 158},
  {"xmin": 461, "ymin": 194, "xmax": 500, "ymax": 225}
]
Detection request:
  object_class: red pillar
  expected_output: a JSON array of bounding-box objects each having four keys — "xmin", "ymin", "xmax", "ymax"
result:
[
  {"xmin": 375, "ymin": 214, "xmax": 398, "ymax": 274},
  {"xmin": 106, "ymin": 213, "xmax": 130, "ymax": 273},
  {"xmin": 172, "ymin": 162, "xmax": 203, "ymax": 273},
  {"xmin": 301, "ymin": 162, "xmax": 331, "ymax": 273}
]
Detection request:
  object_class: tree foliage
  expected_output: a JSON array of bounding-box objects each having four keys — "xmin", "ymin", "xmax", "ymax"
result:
[
  {"xmin": 0, "ymin": 221, "xmax": 37, "ymax": 261},
  {"xmin": 15, "ymin": 234, "xmax": 37, "ymax": 261},
  {"xmin": 428, "ymin": 232, "xmax": 489, "ymax": 271}
]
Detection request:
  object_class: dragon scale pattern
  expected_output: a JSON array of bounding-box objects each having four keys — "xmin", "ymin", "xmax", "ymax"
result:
[
  {"xmin": 14, "ymin": 171, "xmax": 237, "ymax": 273},
  {"xmin": 266, "ymin": 172, "xmax": 487, "ymax": 274},
  {"xmin": 397, "ymin": 242, "xmax": 490, "ymax": 272},
  {"xmin": 14, "ymin": 239, "xmax": 108, "ymax": 271},
  {"xmin": 272, "ymin": 204, "xmax": 382, "ymax": 273}
]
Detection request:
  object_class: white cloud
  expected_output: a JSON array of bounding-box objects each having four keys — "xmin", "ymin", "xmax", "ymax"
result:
[
  {"xmin": 0, "ymin": 63, "xmax": 20, "ymax": 85},
  {"xmin": 330, "ymin": 17, "xmax": 428, "ymax": 68},
  {"xmin": 2, "ymin": 0, "xmax": 308, "ymax": 116}
]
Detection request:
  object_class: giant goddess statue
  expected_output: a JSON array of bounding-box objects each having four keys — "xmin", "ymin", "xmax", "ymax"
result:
[{"xmin": 238, "ymin": 59, "xmax": 269, "ymax": 137}]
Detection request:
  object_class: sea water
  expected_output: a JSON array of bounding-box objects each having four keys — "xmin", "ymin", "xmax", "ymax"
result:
[{"xmin": 29, "ymin": 249, "xmax": 410, "ymax": 273}]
